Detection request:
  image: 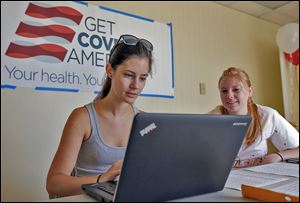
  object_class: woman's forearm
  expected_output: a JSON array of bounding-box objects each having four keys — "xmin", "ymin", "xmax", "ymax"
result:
[
  {"xmin": 46, "ymin": 174, "xmax": 98, "ymax": 197},
  {"xmin": 279, "ymin": 147, "xmax": 299, "ymax": 160}
]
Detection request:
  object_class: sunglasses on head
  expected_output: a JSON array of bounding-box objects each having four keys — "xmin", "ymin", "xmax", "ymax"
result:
[{"xmin": 110, "ymin": 34, "xmax": 153, "ymax": 57}]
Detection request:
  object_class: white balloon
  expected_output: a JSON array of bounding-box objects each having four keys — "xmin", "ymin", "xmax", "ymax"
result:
[{"xmin": 276, "ymin": 23, "xmax": 299, "ymax": 53}]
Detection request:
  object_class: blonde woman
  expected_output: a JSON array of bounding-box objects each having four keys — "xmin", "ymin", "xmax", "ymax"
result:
[{"xmin": 209, "ymin": 67, "xmax": 299, "ymax": 168}]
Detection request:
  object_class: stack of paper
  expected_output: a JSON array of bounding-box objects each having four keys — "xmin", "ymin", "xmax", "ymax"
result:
[{"xmin": 225, "ymin": 162, "xmax": 299, "ymax": 202}]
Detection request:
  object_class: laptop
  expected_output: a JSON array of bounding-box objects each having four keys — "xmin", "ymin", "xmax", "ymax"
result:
[{"xmin": 82, "ymin": 113, "xmax": 251, "ymax": 202}]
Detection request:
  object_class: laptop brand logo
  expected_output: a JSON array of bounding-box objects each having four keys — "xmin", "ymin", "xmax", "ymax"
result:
[
  {"xmin": 140, "ymin": 123, "xmax": 157, "ymax": 137},
  {"xmin": 233, "ymin": 122, "xmax": 248, "ymax": 126}
]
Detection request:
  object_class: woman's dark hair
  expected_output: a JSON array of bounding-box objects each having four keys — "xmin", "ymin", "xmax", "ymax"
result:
[{"xmin": 94, "ymin": 40, "xmax": 153, "ymax": 101}]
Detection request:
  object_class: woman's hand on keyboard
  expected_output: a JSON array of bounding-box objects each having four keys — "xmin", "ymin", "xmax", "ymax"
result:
[{"xmin": 99, "ymin": 160, "xmax": 123, "ymax": 182}]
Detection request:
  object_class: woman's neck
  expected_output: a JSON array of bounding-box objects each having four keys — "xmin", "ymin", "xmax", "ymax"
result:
[
  {"xmin": 95, "ymin": 96, "xmax": 133, "ymax": 117},
  {"xmin": 228, "ymin": 108, "xmax": 248, "ymax": 115}
]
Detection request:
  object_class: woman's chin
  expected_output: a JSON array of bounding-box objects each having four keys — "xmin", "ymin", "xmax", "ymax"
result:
[{"xmin": 124, "ymin": 97, "xmax": 137, "ymax": 104}]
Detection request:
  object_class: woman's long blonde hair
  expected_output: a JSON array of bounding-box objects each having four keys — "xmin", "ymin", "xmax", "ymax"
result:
[{"xmin": 218, "ymin": 67, "xmax": 262, "ymax": 146}]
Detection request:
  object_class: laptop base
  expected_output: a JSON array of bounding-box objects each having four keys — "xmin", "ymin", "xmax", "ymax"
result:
[{"xmin": 82, "ymin": 182, "xmax": 116, "ymax": 202}]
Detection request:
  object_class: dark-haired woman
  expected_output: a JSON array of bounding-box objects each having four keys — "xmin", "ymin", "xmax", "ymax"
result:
[{"xmin": 47, "ymin": 35, "xmax": 153, "ymax": 197}]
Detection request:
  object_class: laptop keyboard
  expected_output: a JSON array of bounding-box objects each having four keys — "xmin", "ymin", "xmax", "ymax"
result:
[{"xmin": 96, "ymin": 181, "xmax": 116, "ymax": 195}]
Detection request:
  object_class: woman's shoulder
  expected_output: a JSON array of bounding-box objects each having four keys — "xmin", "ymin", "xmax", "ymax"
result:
[
  {"xmin": 256, "ymin": 104, "xmax": 279, "ymax": 116},
  {"xmin": 68, "ymin": 105, "xmax": 90, "ymax": 124},
  {"xmin": 72, "ymin": 105, "xmax": 88, "ymax": 114},
  {"xmin": 256, "ymin": 104, "xmax": 288, "ymax": 126},
  {"xmin": 62, "ymin": 105, "xmax": 91, "ymax": 140}
]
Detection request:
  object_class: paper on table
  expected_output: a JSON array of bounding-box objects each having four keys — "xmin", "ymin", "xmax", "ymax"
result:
[
  {"xmin": 245, "ymin": 162, "xmax": 299, "ymax": 177},
  {"xmin": 271, "ymin": 180, "xmax": 299, "ymax": 197},
  {"xmin": 225, "ymin": 169, "xmax": 289, "ymax": 190}
]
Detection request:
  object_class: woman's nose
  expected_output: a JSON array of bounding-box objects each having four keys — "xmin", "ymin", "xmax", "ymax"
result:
[
  {"xmin": 130, "ymin": 78, "xmax": 139, "ymax": 89},
  {"xmin": 227, "ymin": 90, "xmax": 235, "ymax": 98}
]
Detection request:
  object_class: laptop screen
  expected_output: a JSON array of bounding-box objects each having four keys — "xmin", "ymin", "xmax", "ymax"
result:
[{"xmin": 113, "ymin": 113, "xmax": 251, "ymax": 202}]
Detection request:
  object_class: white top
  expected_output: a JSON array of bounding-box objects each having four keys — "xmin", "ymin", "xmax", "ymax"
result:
[{"xmin": 209, "ymin": 104, "xmax": 299, "ymax": 161}]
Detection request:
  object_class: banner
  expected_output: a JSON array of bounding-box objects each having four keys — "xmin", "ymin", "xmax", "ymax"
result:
[{"xmin": 1, "ymin": 1, "xmax": 174, "ymax": 98}]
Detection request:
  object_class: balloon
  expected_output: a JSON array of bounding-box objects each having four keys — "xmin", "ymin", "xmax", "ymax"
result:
[
  {"xmin": 276, "ymin": 23, "xmax": 299, "ymax": 53},
  {"xmin": 284, "ymin": 52, "xmax": 291, "ymax": 62},
  {"xmin": 292, "ymin": 49, "xmax": 299, "ymax": 65},
  {"xmin": 284, "ymin": 49, "xmax": 299, "ymax": 65}
]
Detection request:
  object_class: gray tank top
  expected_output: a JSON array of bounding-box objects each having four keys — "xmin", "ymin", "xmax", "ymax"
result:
[{"xmin": 73, "ymin": 102, "xmax": 139, "ymax": 176}]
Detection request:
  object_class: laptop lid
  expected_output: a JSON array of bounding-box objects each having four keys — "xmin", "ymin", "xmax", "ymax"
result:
[{"xmin": 114, "ymin": 113, "xmax": 251, "ymax": 202}]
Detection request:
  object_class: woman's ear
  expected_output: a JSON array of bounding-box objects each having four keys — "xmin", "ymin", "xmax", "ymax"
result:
[{"xmin": 106, "ymin": 64, "xmax": 113, "ymax": 78}]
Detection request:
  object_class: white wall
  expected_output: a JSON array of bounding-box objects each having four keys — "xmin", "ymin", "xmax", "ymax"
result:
[
  {"xmin": 1, "ymin": 1, "xmax": 283, "ymax": 201},
  {"xmin": 1, "ymin": 88, "xmax": 94, "ymax": 201}
]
